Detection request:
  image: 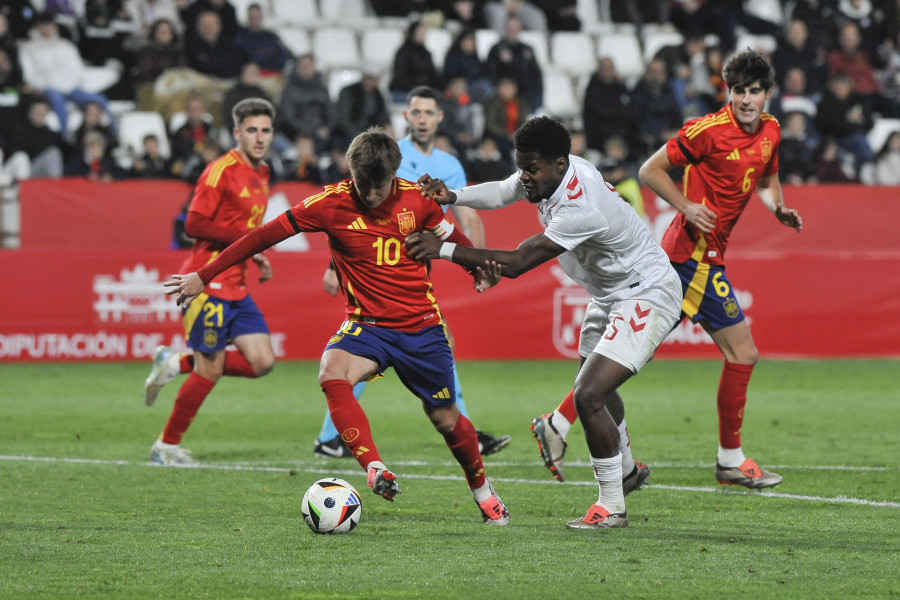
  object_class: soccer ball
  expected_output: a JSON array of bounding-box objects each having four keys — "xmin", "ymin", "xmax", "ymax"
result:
[{"xmin": 301, "ymin": 477, "xmax": 362, "ymax": 534}]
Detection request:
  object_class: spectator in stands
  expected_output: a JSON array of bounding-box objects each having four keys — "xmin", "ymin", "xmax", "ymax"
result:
[
  {"xmin": 438, "ymin": 76, "xmax": 478, "ymax": 158},
  {"xmin": 71, "ymin": 99, "xmax": 119, "ymax": 162},
  {"xmin": 232, "ymin": 3, "xmax": 290, "ymax": 76},
  {"xmin": 484, "ymin": 0, "xmax": 547, "ymax": 33},
  {"xmin": 607, "ymin": 0, "xmax": 667, "ymax": 31},
  {"xmin": 667, "ymin": 0, "xmax": 739, "ymax": 53},
  {"xmin": 169, "ymin": 93, "xmax": 218, "ymax": 177},
  {"xmin": 124, "ymin": 0, "xmax": 183, "ymax": 42},
  {"xmin": 429, "ymin": 0, "xmax": 489, "ymax": 30},
  {"xmin": 816, "ymin": 71, "xmax": 875, "ymax": 177},
  {"xmin": 42, "ymin": 0, "xmax": 80, "ymax": 41},
  {"xmin": 18, "ymin": 12, "xmax": 117, "ymax": 135},
  {"xmin": 442, "ymin": 28, "xmax": 493, "ymax": 104},
  {"xmin": 873, "ymin": 129, "xmax": 900, "ymax": 185},
  {"xmin": 333, "ymin": 64, "xmax": 390, "ymax": 148},
  {"xmin": 0, "ymin": 50, "xmax": 29, "ymax": 185},
  {"xmin": 279, "ymin": 53, "xmax": 333, "ymax": 154},
  {"xmin": 779, "ymin": 111, "xmax": 819, "ymax": 185},
  {"xmin": 464, "ymin": 136, "xmax": 507, "ymax": 183},
  {"xmin": 830, "ymin": 0, "xmax": 891, "ymax": 57},
  {"xmin": 134, "ymin": 17, "xmax": 184, "ymax": 84},
  {"xmin": 221, "ymin": 62, "xmax": 274, "ymax": 136},
  {"xmin": 2, "ymin": 1, "xmax": 39, "ymax": 40},
  {"xmin": 629, "ymin": 58, "xmax": 683, "ymax": 158},
  {"xmin": 320, "ymin": 142, "xmax": 351, "ymax": 183},
  {"xmin": 389, "ymin": 20, "xmax": 440, "ymax": 103},
  {"xmin": 531, "ymin": 0, "xmax": 579, "ymax": 31},
  {"xmin": 485, "ymin": 14, "xmax": 543, "ymax": 111},
  {"xmin": 814, "ymin": 136, "xmax": 855, "ymax": 182},
  {"xmin": 283, "ymin": 134, "xmax": 325, "ymax": 184},
  {"xmin": 827, "ymin": 20, "xmax": 895, "ymax": 117},
  {"xmin": 582, "ymin": 57, "xmax": 635, "ymax": 153},
  {"xmin": 768, "ymin": 66, "xmax": 821, "ymax": 146},
  {"xmin": 772, "ymin": 18, "xmax": 828, "ymax": 95},
  {"xmin": 482, "ymin": 76, "xmax": 529, "ymax": 167},
  {"xmin": 652, "ymin": 33, "xmax": 709, "ymax": 119},
  {"xmin": 64, "ymin": 130, "xmax": 125, "ymax": 180},
  {"xmin": 129, "ymin": 132, "xmax": 171, "ymax": 178},
  {"xmin": 178, "ymin": 137, "xmax": 223, "ymax": 183},
  {"xmin": 13, "ymin": 95, "xmax": 66, "ymax": 178},
  {"xmin": 0, "ymin": 13, "xmax": 20, "ymax": 65},
  {"xmin": 181, "ymin": 0, "xmax": 238, "ymax": 43},
  {"xmin": 185, "ymin": 9, "xmax": 245, "ymax": 80}
]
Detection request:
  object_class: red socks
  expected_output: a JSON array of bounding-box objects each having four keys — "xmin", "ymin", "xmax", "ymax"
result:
[
  {"xmin": 223, "ymin": 350, "xmax": 257, "ymax": 377},
  {"xmin": 557, "ymin": 388, "xmax": 578, "ymax": 423},
  {"xmin": 717, "ymin": 361, "xmax": 754, "ymax": 449},
  {"xmin": 321, "ymin": 379, "xmax": 380, "ymax": 469},
  {"xmin": 162, "ymin": 372, "xmax": 215, "ymax": 444},
  {"xmin": 443, "ymin": 414, "xmax": 486, "ymax": 489}
]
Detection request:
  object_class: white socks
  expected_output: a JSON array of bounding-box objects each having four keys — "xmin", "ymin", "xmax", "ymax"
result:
[
  {"xmin": 617, "ymin": 419, "xmax": 636, "ymax": 476},
  {"xmin": 591, "ymin": 453, "xmax": 625, "ymax": 514},
  {"xmin": 717, "ymin": 446, "xmax": 747, "ymax": 468},
  {"xmin": 471, "ymin": 480, "xmax": 493, "ymax": 503},
  {"xmin": 550, "ymin": 410, "xmax": 572, "ymax": 439}
]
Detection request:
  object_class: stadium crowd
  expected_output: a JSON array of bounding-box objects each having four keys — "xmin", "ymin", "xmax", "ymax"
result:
[{"xmin": 0, "ymin": 0, "xmax": 899, "ymax": 193}]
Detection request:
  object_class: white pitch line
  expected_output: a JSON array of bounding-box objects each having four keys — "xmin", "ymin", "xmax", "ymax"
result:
[{"xmin": 2, "ymin": 454, "xmax": 899, "ymax": 509}]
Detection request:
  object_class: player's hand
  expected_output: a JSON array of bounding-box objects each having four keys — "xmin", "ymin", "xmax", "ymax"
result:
[
  {"xmin": 405, "ymin": 230, "xmax": 442, "ymax": 261},
  {"xmin": 474, "ymin": 260, "xmax": 501, "ymax": 293},
  {"xmin": 775, "ymin": 205, "xmax": 803, "ymax": 232},
  {"xmin": 252, "ymin": 253, "xmax": 273, "ymax": 283},
  {"xmin": 322, "ymin": 265, "xmax": 339, "ymax": 296},
  {"xmin": 682, "ymin": 203, "xmax": 717, "ymax": 234},
  {"xmin": 416, "ymin": 174, "xmax": 456, "ymax": 205},
  {"xmin": 164, "ymin": 272, "xmax": 204, "ymax": 308}
]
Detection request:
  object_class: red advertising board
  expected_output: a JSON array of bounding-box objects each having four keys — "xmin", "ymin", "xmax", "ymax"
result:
[{"xmin": 1, "ymin": 179, "xmax": 898, "ymax": 361}]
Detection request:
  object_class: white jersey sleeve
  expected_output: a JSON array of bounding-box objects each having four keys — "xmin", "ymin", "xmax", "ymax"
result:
[{"xmin": 452, "ymin": 172, "xmax": 523, "ymax": 210}]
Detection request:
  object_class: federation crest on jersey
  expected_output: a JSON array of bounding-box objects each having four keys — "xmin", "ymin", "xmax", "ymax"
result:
[
  {"xmin": 397, "ymin": 211, "xmax": 416, "ymax": 235},
  {"xmin": 552, "ymin": 286, "xmax": 591, "ymax": 358},
  {"xmin": 760, "ymin": 140, "xmax": 772, "ymax": 163}
]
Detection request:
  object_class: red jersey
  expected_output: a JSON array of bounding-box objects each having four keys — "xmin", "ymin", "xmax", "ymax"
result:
[
  {"xmin": 180, "ymin": 149, "xmax": 270, "ymax": 300},
  {"xmin": 661, "ymin": 103, "xmax": 780, "ymax": 266},
  {"xmin": 277, "ymin": 178, "xmax": 467, "ymax": 331}
]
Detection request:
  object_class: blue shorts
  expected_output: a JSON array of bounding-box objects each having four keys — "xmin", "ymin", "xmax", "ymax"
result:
[
  {"xmin": 182, "ymin": 293, "xmax": 269, "ymax": 353},
  {"xmin": 671, "ymin": 259, "xmax": 745, "ymax": 330},
  {"xmin": 325, "ymin": 322, "xmax": 457, "ymax": 407}
]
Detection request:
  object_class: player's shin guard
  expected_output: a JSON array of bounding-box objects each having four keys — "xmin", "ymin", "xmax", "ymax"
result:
[
  {"xmin": 321, "ymin": 379, "xmax": 380, "ymax": 470},
  {"xmin": 161, "ymin": 372, "xmax": 215, "ymax": 444},
  {"xmin": 717, "ymin": 361, "xmax": 754, "ymax": 449},
  {"xmin": 443, "ymin": 414, "xmax": 486, "ymax": 489}
]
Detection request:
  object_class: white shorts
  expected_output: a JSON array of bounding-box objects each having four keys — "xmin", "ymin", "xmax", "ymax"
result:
[{"xmin": 578, "ymin": 276, "xmax": 682, "ymax": 373}]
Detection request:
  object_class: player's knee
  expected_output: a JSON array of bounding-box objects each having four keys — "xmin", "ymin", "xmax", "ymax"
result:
[{"xmin": 253, "ymin": 357, "xmax": 275, "ymax": 378}]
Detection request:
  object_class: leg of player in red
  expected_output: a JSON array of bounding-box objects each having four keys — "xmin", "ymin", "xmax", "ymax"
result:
[
  {"xmin": 707, "ymin": 322, "xmax": 782, "ymax": 488},
  {"xmin": 149, "ymin": 330, "xmax": 274, "ymax": 466},
  {"xmin": 144, "ymin": 346, "xmax": 260, "ymax": 406}
]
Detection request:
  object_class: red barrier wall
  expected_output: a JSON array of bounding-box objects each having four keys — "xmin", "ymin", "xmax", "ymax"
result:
[{"xmin": 1, "ymin": 179, "xmax": 898, "ymax": 361}]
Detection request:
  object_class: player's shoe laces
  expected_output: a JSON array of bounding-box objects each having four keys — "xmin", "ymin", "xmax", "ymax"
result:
[
  {"xmin": 714, "ymin": 458, "xmax": 783, "ymax": 489},
  {"xmin": 530, "ymin": 413, "xmax": 567, "ymax": 482},
  {"xmin": 565, "ymin": 504, "xmax": 628, "ymax": 530},
  {"xmin": 475, "ymin": 480, "xmax": 510, "ymax": 526},
  {"xmin": 149, "ymin": 438, "xmax": 198, "ymax": 466},
  {"xmin": 313, "ymin": 436, "xmax": 353, "ymax": 458},
  {"xmin": 477, "ymin": 430, "xmax": 511, "ymax": 456},
  {"xmin": 144, "ymin": 346, "xmax": 179, "ymax": 406},
  {"xmin": 622, "ymin": 461, "xmax": 650, "ymax": 496},
  {"xmin": 367, "ymin": 467, "xmax": 401, "ymax": 502}
]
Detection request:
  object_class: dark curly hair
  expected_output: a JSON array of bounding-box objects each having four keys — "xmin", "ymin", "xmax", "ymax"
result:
[
  {"xmin": 722, "ymin": 48, "xmax": 776, "ymax": 91},
  {"xmin": 514, "ymin": 116, "xmax": 571, "ymax": 161}
]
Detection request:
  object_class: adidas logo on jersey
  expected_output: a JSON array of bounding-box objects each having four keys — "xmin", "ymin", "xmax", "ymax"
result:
[
  {"xmin": 347, "ymin": 217, "xmax": 367, "ymax": 230},
  {"xmin": 726, "ymin": 149, "xmax": 741, "ymax": 160}
]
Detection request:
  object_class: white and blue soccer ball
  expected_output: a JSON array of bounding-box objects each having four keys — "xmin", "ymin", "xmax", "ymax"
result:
[{"xmin": 301, "ymin": 477, "xmax": 362, "ymax": 534}]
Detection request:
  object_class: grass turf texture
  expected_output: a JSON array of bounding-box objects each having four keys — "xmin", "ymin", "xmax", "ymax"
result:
[{"xmin": 0, "ymin": 359, "xmax": 897, "ymax": 599}]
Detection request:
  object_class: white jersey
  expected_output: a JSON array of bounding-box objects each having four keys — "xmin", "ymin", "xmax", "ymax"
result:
[{"xmin": 454, "ymin": 155, "xmax": 676, "ymax": 303}]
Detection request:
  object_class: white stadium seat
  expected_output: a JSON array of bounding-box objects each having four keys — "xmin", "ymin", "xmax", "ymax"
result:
[
  {"xmin": 596, "ymin": 31, "xmax": 645, "ymax": 85},
  {"xmin": 271, "ymin": 0, "xmax": 319, "ymax": 27},
  {"xmin": 118, "ymin": 111, "xmax": 171, "ymax": 159},
  {"xmin": 359, "ymin": 28, "xmax": 405, "ymax": 72},
  {"xmin": 550, "ymin": 31, "xmax": 597, "ymax": 78},
  {"xmin": 424, "ymin": 28, "xmax": 453, "ymax": 70},
  {"xmin": 542, "ymin": 70, "xmax": 580, "ymax": 120},
  {"xmin": 276, "ymin": 26, "xmax": 311, "ymax": 57},
  {"xmin": 312, "ymin": 27, "xmax": 361, "ymax": 70}
]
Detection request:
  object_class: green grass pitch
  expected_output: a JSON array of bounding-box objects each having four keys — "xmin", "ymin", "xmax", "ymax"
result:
[{"xmin": 1, "ymin": 359, "xmax": 897, "ymax": 599}]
